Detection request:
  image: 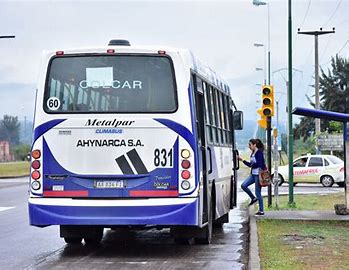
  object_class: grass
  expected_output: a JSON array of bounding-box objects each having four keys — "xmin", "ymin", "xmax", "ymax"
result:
[
  {"xmin": 0, "ymin": 161, "xmax": 30, "ymax": 177},
  {"xmin": 258, "ymin": 192, "xmax": 345, "ymax": 211},
  {"xmin": 258, "ymin": 219, "xmax": 349, "ymax": 270}
]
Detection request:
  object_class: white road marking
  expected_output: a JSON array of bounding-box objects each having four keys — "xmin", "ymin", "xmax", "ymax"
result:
[{"xmin": 0, "ymin": 207, "xmax": 15, "ymax": 212}]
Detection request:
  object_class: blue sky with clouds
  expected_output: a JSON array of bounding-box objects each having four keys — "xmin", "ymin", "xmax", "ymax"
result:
[{"xmin": 1, "ymin": 0, "xmax": 348, "ymax": 124}]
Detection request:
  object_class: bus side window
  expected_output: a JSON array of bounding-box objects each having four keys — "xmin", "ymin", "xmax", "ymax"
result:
[
  {"xmin": 223, "ymin": 95, "xmax": 230, "ymax": 145},
  {"xmin": 212, "ymin": 88, "xmax": 222, "ymax": 145},
  {"xmin": 218, "ymin": 91, "xmax": 226, "ymax": 145},
  {"xmin": 209, "ymin": 86, "xmax": 218, "ymax": 144},
  {"xmin": 203, "ymin": 81, "xmax": 213, "ymax": 144}
]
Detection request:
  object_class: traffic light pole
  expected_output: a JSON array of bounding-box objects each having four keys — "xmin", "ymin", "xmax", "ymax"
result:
[
  {"xmin": 258, "ymin": 85, "xmax": 273, "ymax": 207},
  {"xmin": 267, "ymin": 116, "xmax": 272, "ymax": 207}
]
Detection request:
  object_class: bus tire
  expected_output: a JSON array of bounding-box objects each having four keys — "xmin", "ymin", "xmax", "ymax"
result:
[
  {"xmin": 84, "ymin": 228, "xmax": 104, "ymax": 245},
  {"xmin": 84, "ymin": 236, "xmax": 102, "ymax": 245},
  {"xmin": 194, "ymin": 200, "xmax": 213, "ymax": 245},
  {"xmin": 64, "ymin": 237, "xmax": 82, "ymax": 245},
  {"xmin": 174, "ymin": 238, "xmax": 193, "ymax": 245}
]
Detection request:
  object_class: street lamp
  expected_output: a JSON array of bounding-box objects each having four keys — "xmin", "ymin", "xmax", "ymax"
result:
[
  {"xmin": 253, "ymin": 0, "xmax": 274, "ymax": 207},
  {"xmin": 253, "ymin": 0, "xmax": 270, "ymax": 85}
]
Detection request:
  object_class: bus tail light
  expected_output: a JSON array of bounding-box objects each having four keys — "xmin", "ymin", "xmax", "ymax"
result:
[
  {"xmin": 31, "ymin": 181, "xmax": 41, "ymax": 190},
  {"xmin": 179, "ymin": 148, "xmax": 194, "ymax": 194},
  {"xmin": 31, "ymin": 160, "xmax": 41, "ymax": 170},
  {"xmin": 30, "ymin": 148, "xmax": 42, "ymax": 194},
  {"xmin": 56, "ymin": 51, "xmax": 64, "ymax": 56},
  {"xmin": 31, "ymin": 150, "xmax": 41, "ymax": 159},
  {"xmin": 181, "ymin": 160, "xmax": 191, "ymax": 169},
  {"xmin": 181, "ymin": 170, "xmax": 191, "ymax": 180},
  {"xmin": 107, "ymin": 49, "xmax": 115, "ymax": 54},
  {"xmin": 340, "ymin": 167, "xmax": 344, "ymax": 172},
  {"xmin": 158, "ymin": 50, "xmax": 166, "ymax": 55},
  {"xmin": 181, "ymin": 180, "xmax": 190, "ymax": 190},
  {"xmin": 181, "ymin": 149, "xmax": 190, "ymax": 159},
  {"xmin": 31, "ymin": 171, "xmax": 41, "ymax": 180}
]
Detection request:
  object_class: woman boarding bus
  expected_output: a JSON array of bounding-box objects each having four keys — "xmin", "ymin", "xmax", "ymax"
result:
[{"xmin": 29, "ymin": 40, "xmax": 243, "ymax": 244}]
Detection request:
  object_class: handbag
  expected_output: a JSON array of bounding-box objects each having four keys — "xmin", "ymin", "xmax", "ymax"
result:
[{"xmin": 259, "ymin": 168, "xmax": 271, "ymax": 187}]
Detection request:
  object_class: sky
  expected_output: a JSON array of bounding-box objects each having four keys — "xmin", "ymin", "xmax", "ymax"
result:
[{"xmin": 1, "ymin": 0, "xmax": 349, "ymax": 125}]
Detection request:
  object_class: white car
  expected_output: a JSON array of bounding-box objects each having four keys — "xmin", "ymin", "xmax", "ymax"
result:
[{"xmin": 274, "ymin": 154, "xmax": 344, "ymax": 187}]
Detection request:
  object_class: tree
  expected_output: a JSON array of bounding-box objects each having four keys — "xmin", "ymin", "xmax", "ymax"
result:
[
  {"xmin": 328, "ymin": 121, "xmax": 343, "ymax": 133},
  {"xmin": 294, "ymin": 55, "xmax": 349, "ymax": 140},
  {"xmin": 0, "ymin": 115, "xmax": 20, "ymax": 145},
  {"xmin": 294, "ymin": 116, "xmax": 315, "ymax": 141},
  {"xmin": 320, "ymin": 55, "xmax": 349, "ymax": 114}
]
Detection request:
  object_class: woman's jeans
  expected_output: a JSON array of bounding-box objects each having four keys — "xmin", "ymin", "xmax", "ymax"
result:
[{"xmin": 241, "ymin": 174, "xmax": 264, "ymax": 212}]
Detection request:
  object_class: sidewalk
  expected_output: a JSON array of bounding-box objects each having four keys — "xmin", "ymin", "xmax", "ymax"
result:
[{"xmin": 248, "ymin": 207, "xmax": 349, "ymax": 270}]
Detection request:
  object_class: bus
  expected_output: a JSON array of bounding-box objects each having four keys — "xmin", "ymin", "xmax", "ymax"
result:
[{"xmin": 29, "ymin": 40, "xmax": 243, "ymax": 245}]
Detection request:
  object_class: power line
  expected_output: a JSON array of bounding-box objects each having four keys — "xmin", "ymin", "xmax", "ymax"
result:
[
  {"xmin": 319, "ymin": 34, "xmax": 334, "ymax": 62},
  {"xmin": 293, "ymin": 0, "xmax": 311, "ymax": 61},
  {"xmin": 335, "ymin": 39, "xmax": 349, "ymax": 54},
  {"xmin": 299, "ymin": 0, "xmax": 311, "ymax": 29},
  {"xmin": 320, "ymin": 39, "xmax": 349, "ymax": 66},
  {"xmin": 322, "ymin": 0, "xmax": 342, "ymax": 28}
]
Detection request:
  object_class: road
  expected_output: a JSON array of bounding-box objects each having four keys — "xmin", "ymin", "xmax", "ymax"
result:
[{"xmin": 0, "ymin": 177, "xmax": 250, "ymax": 270}]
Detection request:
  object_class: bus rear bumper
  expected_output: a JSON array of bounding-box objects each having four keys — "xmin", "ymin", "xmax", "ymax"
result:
[{"xmin": 28, "ymin": 197, "xmax": 198, "ymax": 226}]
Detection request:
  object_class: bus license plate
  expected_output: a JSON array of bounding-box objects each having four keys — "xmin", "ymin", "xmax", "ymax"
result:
[{"xmin": 94, "ymin": 180, "xmax": 123, "ymax": 189}]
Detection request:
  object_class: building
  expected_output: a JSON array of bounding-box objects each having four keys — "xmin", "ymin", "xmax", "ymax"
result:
[{"xmin": 0, "ymin": 141, "xmax": 14, "ymax": 162}]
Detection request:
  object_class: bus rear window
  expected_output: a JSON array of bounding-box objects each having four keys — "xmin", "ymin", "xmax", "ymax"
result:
[{"xmin": 44, "ymin": 55, "xmax": 177, "ymax": 113}]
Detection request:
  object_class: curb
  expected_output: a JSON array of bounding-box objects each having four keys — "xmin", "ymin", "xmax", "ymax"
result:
[
  {"xmin": 248, "ymin": 206, "xmax": 260, "ymax": 270},
  {"xmin": 0, "ymin": 174, "xmax": 29, "ymax": 179}
]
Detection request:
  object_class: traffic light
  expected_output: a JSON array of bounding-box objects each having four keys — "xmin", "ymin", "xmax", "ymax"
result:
[
  {"xmin": 262, "ymin": 85, "xmax": 274, "ymax": 117},
  {"xmin": 257, "ymin": 108, "xmax": 267, "ymax": 129}
]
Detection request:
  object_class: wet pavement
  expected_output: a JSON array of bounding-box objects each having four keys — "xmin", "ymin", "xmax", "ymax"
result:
[
  {"xmin": 27, "ymin": 215, "xmax": 248, "ymax": 270},
  {"xmin": 0, "ymin": 177, "xmax": 250, "ymax": 270}
]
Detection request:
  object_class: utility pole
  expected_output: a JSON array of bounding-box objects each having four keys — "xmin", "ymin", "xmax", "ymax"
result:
[
  {"xmin": 298, "ymin": 28, "xmax": 335, "ymax": 135},
  {"xmin": 287, "ymin": 0, "xmax": 294, "ymax": 206},
  {"xmin": 24, "ymin": 116, "xmax": 27, "ymax": 139}
]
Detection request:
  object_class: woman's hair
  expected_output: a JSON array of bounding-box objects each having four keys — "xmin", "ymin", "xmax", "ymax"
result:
[{"xmin": 249, "ymin": 138, "xmax": 264, "ymax": 151}]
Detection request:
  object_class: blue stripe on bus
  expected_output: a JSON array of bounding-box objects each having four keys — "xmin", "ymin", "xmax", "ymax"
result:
[
  {"xmin": 29, "ymin": 198, "xmax": 198, "ymax": 226},
  {"xmin": 155, "ymin": 85, "xmax": 200, "ymax": 196},
  {"xmin": 33, "ymin": 119, "xmax": 66, "ymax": 142},
  {"xmin": 154, "ymin": 118, "xmax": 195, "ymax": 151}
]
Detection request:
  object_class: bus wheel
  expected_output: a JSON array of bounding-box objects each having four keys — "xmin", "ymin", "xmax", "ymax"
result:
[
  {"xmin": 84, "ymin": 228, "xmax": 104, "ymax": 245},
  {"xmin": 64, "ymin": 237, "xmax": 82, "ymax": 245},
  {"xmin": 174, "ymin": 238, "xmax": 193, "ymax": 245},
  {"xmin": 194, "ymin": 201, "xmax": 213, "ymax": 245}
]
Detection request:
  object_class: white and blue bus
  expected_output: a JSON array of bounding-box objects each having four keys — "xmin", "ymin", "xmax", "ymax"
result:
[{"xmin": 29, "ymin": 40, "xmax": 243, "ymax": 244}]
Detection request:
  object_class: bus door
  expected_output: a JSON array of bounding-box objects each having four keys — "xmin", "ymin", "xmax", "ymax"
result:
[
  {"xmin": 193, "ymin": 75, "xmax": 209, "ymax": 224},
  {"xmin": 230, "ymin": 108, "xmax": 238, "ymax": 208},
  {"xmin": 231, "ymin": 109, "xmax": 243, "ymax": 208}
]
